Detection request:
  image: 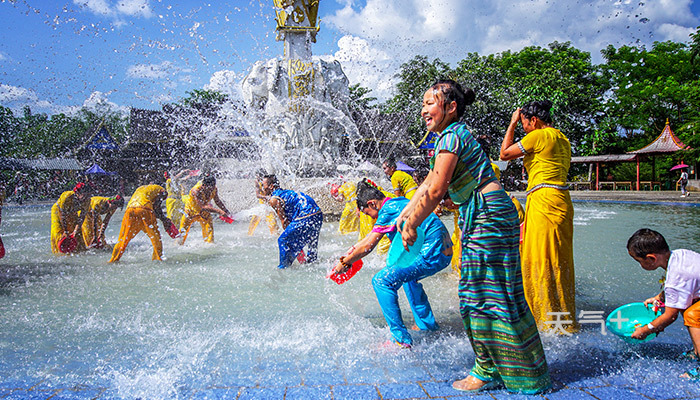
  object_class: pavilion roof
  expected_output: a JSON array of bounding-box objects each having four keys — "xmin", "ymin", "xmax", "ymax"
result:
[
  {"xmin": 629, "ymin": 120, "xmax": 689, "ymax": 155},
  {"xmin": 571, "ymin": 154, "xmax": 637, "ymax": 163}
]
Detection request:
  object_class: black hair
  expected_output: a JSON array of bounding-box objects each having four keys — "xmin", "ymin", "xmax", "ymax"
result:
[
  {"xmin": 412, "ymin": 165, "xmax": 430, "ymax": 185},
  {"xmin": 263, "ymin": 174, "xmax": 279, "ymax": 188},
  {"xmin": 356, "ymin": 178, "xmax": 385, "ymax": 210},
  {"xmin": 382, "ymin": 156, "xmax": 396, "ymax": 169},
  {"xmin": 203, "ymin": 175, "xmax": 216, "ymax": 186},
  {"xmin": 520, "ymin": 100, "xmax": 553, "ymax": 124},
  {"xmin": 627, "ymin": 228, "xmax": 670, "ymax": 258},
  {"xmin": 254, "ymin": 168, "xmax": 267, "ymax": 179},
  {"xmin": 430, "ymin": 79, "xmax": 476, "ymax": 119}
]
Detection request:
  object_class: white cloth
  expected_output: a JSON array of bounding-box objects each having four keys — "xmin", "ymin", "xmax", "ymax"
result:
[{"xmin": 664, "ymin": 249, "xmax": 700, "ymax": 309}]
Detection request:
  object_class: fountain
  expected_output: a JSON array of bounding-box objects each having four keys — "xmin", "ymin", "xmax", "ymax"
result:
[{"xmin": 238, "ymin": 0, "xmax": 360, "ymax": 178}]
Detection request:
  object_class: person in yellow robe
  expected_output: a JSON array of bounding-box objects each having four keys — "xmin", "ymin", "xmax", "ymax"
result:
[
  {"xmin": 50, "ymin": 183, "xmax": 91, "ymax": 255},
  {"xmin": 81, "ymin": 195, "xmax": 124, "ymax": 249},
  {"xmin": 357, "ymin": 179, "xmax": 394, "ymax": 254},
  {"xmin": 331, "ymin": 179, "xmax": 360, "ymax": 235},
  {"xmin": 165, "ymin": 170, "xmax": 187, "ymax": 227},
  {"xmin": 382, "ymin": 158, "xmax": 418, "ymax": 199},
  {"xmin": 109, "ymin": 185, "xmax": 173, "ymax": 263},
  {"xmin": 248, "ymin": 170, "xmax": 279, "ymax": 236},
  {"xmin": 179, "ymin": 174, "xmax": 231, "ymax": 245},
  {"xmin": 500, "ymin": 100, "xmax": 576, "ymax": 333}
]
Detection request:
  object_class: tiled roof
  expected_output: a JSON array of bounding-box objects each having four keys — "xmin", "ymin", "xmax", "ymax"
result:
[{"xmin": 0, "ymin": 158, "xmax": 84, "ymax": 170}]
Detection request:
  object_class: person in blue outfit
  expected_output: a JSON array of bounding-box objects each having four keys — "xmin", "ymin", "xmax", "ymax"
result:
[
  {"xmin": 332, "ymin": 178, "xmax": 452, "ymax": 348},
  {"xmin": 260, "ymin": 174, "xmax": 323, "ymax": 269}
]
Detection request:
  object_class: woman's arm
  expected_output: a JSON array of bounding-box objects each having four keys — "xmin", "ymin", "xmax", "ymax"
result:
[
  {"xmin": 401, "ymin": 151, "xmax": 457, "ymax": 249},
  {"xmin": 333, "ymin": 231, "xmax": 383, "ymax": 273},
  {"xmin": 395, "ymin": 174, "xmax": 432, "ymax": 230},
  {"xmin": 500, "ymin": 108, "xmax": 525, "ymax": 161}
]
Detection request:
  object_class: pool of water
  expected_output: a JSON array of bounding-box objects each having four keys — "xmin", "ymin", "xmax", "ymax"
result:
[{"xmin": 0, "ymin": 201, "xmax": 698, "ymax": 398}]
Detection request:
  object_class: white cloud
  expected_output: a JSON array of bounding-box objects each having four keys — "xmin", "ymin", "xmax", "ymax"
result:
[
  {"xmin": 0, "ymin": 85, "xmax": 127, "ymax": 116},
  {"xmin": 116, "ymin": 0, "xmax": 153, "ymax": 18},
  {"xmin": 323, "ymin": 0, "xmax": 700, "ymax": 98},
  {"xmin": 0, "ymin": 84, "xmax": 38, "ymax": 103},
  {"xmin": 79, "ymin": 91, "xmax": 130, "ymax": 115},
  {"xmin": 73, "ymin": 0, "xmax": 152, "ymax": 19},
  {"xmin": 74, "ymin": 0, "xmax": 112, "ymax": 16},
  {"xmin": 321, "ymin": 35, "xmax": 397, "ymax": 101},
  {"xmin": 126, "ymin": 61, "xmax": 177, "ymax": 79},
  {"xmin": 205, "ymin": 70, "xmax": 243, "ymax": 99}
]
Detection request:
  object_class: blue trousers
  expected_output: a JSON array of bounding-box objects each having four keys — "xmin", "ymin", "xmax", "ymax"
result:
[
  {"xmin": 277, "ymin": 213, "xmax": 323, "ymax": 269},
  {"xmin": 372, "ymin": 252, "xmax": 451, "ymax": 345}
]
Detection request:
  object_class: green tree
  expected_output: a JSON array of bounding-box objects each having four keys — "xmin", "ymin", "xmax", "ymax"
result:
[
  {"xmin": 348, "ymin": 83, "xmax": 377, "ymax": 111},
  {"xmin": 453, "ymin": 42, "xmax": 605, "ymax": 156},
  {"xmin": 384, "ymin": 56, "xmax": 452, "ymax": 143},
  {"xmin": 600, "ymin": 41, "xmax": 698, "ymax": 148}
]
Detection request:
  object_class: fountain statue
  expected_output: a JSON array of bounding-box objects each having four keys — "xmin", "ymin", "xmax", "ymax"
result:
[{"xmin": 240, "ymin": 0, "xmax": 360, "ymax": 177}]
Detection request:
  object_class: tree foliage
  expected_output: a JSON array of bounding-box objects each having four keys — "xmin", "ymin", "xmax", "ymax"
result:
[{"xmin": 0, "ymin": 106, "xmax": 128, "ymax": 159}]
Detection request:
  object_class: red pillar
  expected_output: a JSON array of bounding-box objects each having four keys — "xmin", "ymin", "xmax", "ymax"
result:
[
  {"xmin": 596, "ymin": 162, "xmax": 600, "ymax": 191},
  {"xmin": 636, "ymin": 156, "xmax": 640, "ymax": 191}
]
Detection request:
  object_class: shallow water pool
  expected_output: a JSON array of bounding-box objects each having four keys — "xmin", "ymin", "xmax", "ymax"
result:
[{"xmin": 0, "ymin": 201, "xmax": 698, "ymax": 399}]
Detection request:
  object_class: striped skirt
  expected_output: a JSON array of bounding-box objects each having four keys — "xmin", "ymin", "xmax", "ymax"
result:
[{"xmin": 458, "ymin": 189, "xmax": 551, "ymax": 394}]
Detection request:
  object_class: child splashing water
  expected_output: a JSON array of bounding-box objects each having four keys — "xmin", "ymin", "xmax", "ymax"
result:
[
  {"xmin": 332, "ymin": 179, "xmax": 452, "ymax": 349},
  {"xmin": 627, "ymin": 228, "xmax": 700, "ymax": 379},
  {"xmin": 395, "ymin": 79, "xmax": 551, "ymax": 394}
]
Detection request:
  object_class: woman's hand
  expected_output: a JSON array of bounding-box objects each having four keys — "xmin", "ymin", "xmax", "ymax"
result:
[
  {"xmin": 401, "ymin": 221, "xmax": 418, "ymax": 250},
  {"xmin": 509, "ymin": 108, "xmax": 522, "ymax": 126},
  {"xmin": 333, "ymin": 257, "xmax": 351, "ymax": 274}
]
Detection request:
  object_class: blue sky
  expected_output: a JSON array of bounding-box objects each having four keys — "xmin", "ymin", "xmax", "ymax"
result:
[{"xmin": 1, "ymin": 0, "xmax": 699, "ymax": 116}]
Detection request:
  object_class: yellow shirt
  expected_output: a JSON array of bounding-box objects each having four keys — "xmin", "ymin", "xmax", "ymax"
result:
[
  {"xmin": 390, "ymin": 170, "xmax": 417, "ymax": 198},
  {"xmin": 519, "ymin": 127, "xmax": 571, "ymax": 191},
  {"xmin": 184, "ymin": 181, "xmax": 217, "ymax": 214},
  {"xmin": 166, "ymin": 178, "xmax": 183, "ymax": 199},
  {"xmin": 89, "ymin": 196, "xmax": 111, "ymax": 215},
  {"xmin": 127, "ymin": 185, "xmax": 165, "ymax": 210},
  {"xmin": 338, "ymin": 181, "xmax": 357, "ymax": 202},
  {"xmin": 56, "ymin": 191, "xmax": 89, "ymax": 216}
]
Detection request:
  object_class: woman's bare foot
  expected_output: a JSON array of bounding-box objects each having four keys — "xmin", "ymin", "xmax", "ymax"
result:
[{"xmin": 452, "ymin": 375, "xmax": 491, "ymax": 391}]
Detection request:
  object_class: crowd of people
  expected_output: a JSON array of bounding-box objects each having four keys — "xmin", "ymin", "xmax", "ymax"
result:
[{"xmin": 0, "ymin": 79, "xmax": 698, "ymax": 394}]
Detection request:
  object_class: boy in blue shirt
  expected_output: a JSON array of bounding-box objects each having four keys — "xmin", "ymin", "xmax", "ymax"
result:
[{"xmin": 333, "ymin": 179, "xmax": 452, "ymax": 348}]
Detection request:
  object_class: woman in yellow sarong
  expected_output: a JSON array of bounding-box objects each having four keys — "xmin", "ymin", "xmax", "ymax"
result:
[
  {"xmin": 358, "ymin": 179, "xmax": 393, "ymax": 254},
  {"xmin": 81, "ymin": 195, "xmax": 124, "ymax": 249},
  {"xmin": 50, "ymin": 183, "xmax": 91, "ymax": 255},
  {"xmin": 331, "ymin": 180, "xmax": 360, "ymax": 235},
  {"xmin": 109, "ymin": 184, "xmax": 173, "ymax": 263},
  {"xmin": 500, "ymin": 100, "xmax": 576, "ymax": 333}
]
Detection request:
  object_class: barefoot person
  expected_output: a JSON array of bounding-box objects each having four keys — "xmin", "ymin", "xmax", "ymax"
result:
[
  {"xmin": 500, "ymin": 100, "xmax": 576, "ymax": 333},
  {"xmin": 332, "ymin": 179, "xmax": 452, "ymax": 348},
  {"xmin": 397, "ymin": 80, "xmax": 550, "ymax": 394}
]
